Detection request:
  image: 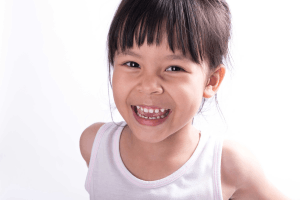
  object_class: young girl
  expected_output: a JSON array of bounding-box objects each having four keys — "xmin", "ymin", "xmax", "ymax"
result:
[{"xmin": 80, "ymin": 0, "xmax": 290, "ymax": 199}]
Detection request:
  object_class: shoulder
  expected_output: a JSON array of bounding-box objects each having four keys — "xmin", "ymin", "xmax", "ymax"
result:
[
  {"xmin": 80, "ymin": 122, "xmax": 105, "ymax": 167},
  {"xmin": 221, "ymin": 140, "xmax": 290, "ymax": 200},
  {"xmin": 221, "ymin": 140, "xmax": 258, "ymax": 189}
]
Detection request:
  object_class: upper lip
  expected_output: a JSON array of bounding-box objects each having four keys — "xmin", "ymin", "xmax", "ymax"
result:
[{"xmin": 132, "ymin": 105, "xmax": 170, "ymax": 110}]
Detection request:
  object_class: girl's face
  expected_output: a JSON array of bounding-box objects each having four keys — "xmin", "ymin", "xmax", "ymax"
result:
[{"xmin": 112, "ymin": 37, "xmax": 210, "ymax": 144}]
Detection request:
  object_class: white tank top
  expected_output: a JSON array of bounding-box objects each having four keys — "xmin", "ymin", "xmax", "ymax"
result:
[{"xmin": 85, "ymin": 121, "xmax": 223, "ymax": 200}]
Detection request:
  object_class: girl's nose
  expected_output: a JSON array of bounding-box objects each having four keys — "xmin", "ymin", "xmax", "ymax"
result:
[{"xmin": 136, "ymin": 74, "xmax": 163, "ymax": 95}]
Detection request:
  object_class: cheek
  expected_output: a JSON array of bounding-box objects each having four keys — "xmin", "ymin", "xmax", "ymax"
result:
[
  {"xmin": 170, "ymin": 78, "xmax": 204, "ymax": 111},
  {"xmin": 112, "ymin": 70, "xmax": 125, "ymax": 104},
  {"xmin": 112, "ymin": 69, "xmax": 134, "ymax": 107}
]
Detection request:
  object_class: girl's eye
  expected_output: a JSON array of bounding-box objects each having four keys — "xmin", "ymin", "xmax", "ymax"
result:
[
  {"xmin": 123, "ymin": 62, "xmax": 184, "ymax": 72},
  {"xmin": 166, "ymin": 66, "xmax": 185, "ymax": 72},
  {"xmin": 124, "ymin": 61, "xmax": 140, "ymax": 68}
]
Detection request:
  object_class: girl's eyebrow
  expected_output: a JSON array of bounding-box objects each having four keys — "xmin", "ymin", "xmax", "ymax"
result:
[
  {"xmin": 120, "ymin": 50, "xmax": 142, "ymax": 58},
  {"xmin": 121, "ymin": 50, "xmax": 191, "ymax": 62},
  {"xmin": 165, "ymin": 54, "xmax": 191, "ymax": 62}
]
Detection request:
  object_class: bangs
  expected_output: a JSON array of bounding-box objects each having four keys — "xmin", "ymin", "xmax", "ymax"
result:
[{"xmin": 108, "ymin": 0, "xmax": 205, "ymax": 65}]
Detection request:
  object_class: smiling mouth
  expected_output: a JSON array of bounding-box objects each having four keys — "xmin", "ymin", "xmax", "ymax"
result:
[{"xmin": 131, "ymin": 105, "xmax": 171, "ymax": 119}]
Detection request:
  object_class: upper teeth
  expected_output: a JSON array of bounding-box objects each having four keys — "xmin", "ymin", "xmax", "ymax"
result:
[{"xmin": 136, "ymin": 106, "xmax": 167, "ymax": 113}]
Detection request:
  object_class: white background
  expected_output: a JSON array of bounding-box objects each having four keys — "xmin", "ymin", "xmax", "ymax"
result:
[{"xmin": 0, "ymin": 0, "xmax": 299, "ymax": 199}]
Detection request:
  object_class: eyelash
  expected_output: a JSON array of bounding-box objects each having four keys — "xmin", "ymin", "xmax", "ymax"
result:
[{"xmin": 123, "ymin": 61, "xmax": 185, "ymax": 72}]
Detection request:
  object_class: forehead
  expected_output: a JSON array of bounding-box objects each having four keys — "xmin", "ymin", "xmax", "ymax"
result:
[
  {"xmin": 116, "ymin": 35, "xmax": 197, "ymax": 63},
  {"xmin": 117, "ymin": 49, "xmax": 194, "ymax": 63}
]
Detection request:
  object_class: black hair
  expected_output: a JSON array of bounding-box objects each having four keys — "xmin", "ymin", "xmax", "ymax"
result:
[{"xmin": 107, "ymin": 0, "xmax": 232, "ymax": 126}]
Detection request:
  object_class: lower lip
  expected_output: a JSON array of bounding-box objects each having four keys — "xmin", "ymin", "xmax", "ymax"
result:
[{"xmin": 131, "ymin": 106, "xmax": 171, "ymax": 126}]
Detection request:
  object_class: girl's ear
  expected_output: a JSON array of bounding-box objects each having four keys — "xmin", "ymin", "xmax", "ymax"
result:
[{"xmin": 203, "ymin": 64, "xmax": 226, "ymax": 98}]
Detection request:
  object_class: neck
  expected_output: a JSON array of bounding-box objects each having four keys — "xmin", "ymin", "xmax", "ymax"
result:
[{"xmin": 122, "ymin": 123, "xmax": 200, "ymax": 163}]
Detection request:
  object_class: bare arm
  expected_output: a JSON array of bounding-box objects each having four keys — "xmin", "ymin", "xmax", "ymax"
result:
[
  {"xmin": 221, "ymin": 140, "xmax": 290, "ymax": 200},
  {"xmin": 79, "ymin": 122, "xmax": 105, "ymax": 167}
]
